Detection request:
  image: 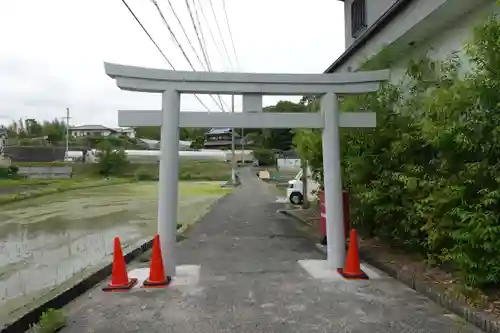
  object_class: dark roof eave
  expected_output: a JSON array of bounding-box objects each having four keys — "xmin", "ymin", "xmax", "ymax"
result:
[{"xmin": 324, "ymin": 0, "xmax": 414, "ymax": 73}]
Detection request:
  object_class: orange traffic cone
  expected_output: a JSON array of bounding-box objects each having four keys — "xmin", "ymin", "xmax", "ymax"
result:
[
  {"xmin": 143, "ymin": 234, "xmax": 171, "ymax": 288},
  {"xmin": 337, "ymin": 229, "xmax": 369, "ymax": 280},
  {"xmin": 103, "ymin": 237, "xmax": 138, "ymax": 291}
]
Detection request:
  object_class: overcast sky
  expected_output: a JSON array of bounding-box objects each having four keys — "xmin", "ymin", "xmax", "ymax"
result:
[{"xmin": 0, "ymin": 0, "xmax": 345, "ymax": 128}]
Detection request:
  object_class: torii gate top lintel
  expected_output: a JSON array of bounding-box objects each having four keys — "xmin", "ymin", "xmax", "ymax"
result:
[{"xmin": 104, "ymin": 62, "xmax": 390, "ymax": 95}]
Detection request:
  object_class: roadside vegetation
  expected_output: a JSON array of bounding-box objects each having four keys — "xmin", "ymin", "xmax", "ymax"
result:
[
  {"xmin": 29, "ymin": 308, "xmax": 67, "ymax": 333},
  {"xmin": 0, "ymin": 142, "xmax": 232, "ymax": 205},
  {"xmin": 290, "ymin": 9, "xmax": 500, "ymax": 312}
]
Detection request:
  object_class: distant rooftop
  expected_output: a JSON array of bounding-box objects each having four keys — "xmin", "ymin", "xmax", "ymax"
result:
[
  {"xmin": 70, "ymin": 125, "xmax": 115, "ymax": 131},
  {"xmin": 114, "ymin": 127, "xmax": 134, "ymax": 132},
  {"xmin": 207, "ymin": 128, "xmax": 233, "ymax": 135}
]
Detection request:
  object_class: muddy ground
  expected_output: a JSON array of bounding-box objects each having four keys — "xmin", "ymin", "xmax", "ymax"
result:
[{"xmin": 0, "ymin": 181, "xmax": 231, "ymax": 326}]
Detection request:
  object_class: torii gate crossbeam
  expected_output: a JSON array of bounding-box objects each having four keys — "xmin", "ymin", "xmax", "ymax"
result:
[{"xmin": 104, "ymin": 62, "xmax": 389, "ymax": 279}]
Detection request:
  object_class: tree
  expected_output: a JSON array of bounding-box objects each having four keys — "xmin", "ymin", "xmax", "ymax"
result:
[
  {"xmin": 97, "ymin": 141, "xmax": 129, "ymax": 176},
  {"xmin": 42, "ymin": 118, "xmax": 67, "ymax": 144},
  {"xmin": 242, "ymin": 101, "xmax": 307, "ymax": 152},
  {"xmin": 190, "ymin": 136, "xmax": 205, "ymax": 149},
  {"xmin": 134, "ymin": 127, "xmax": 161, "ymax": 140}
]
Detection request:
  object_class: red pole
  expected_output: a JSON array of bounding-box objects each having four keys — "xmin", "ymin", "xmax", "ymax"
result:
[
  {"xmin": 319, "ymin": 191, "xmax": 326, "ymax": 236},
  {"xmin": 342, "ymin": 190, "xmax": 351, "ymax": 239},
  {"xmin": 319, "ymin": 190, "xmax": 351, "ymax": 240}
]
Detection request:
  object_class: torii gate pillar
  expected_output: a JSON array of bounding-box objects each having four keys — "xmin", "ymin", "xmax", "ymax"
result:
[
  {"xmin": 321, "ymin": 92, "xmax": 344, "ymax": 268},
  {"xmin": 158, "ymin": 90, "xmax": 180, "ymax": 276}
]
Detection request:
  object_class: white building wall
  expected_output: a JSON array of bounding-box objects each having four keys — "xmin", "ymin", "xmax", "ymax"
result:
[
  {"xmin": 344, "ymin": 0, "xmax": 400, "ymax": 48},
  {"xmin": 389, "ymin": 0, "xmax": 499, "ymax": 83},
  {"xmin": 277, "ymin": 158, "xmax": 301, "ymax": 171},
  {"xmin": 335, "ymin": 0, "xmax": 494, "ymax": 74},
  {"xmin": 70, "ymin": 130, "xmax": 112, "ymax": 137}
]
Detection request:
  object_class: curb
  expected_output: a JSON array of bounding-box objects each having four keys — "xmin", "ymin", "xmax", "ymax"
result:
[
  {"xmin": 279, "ymin": 209, "xmax": 500, "ymax": 333},
  {"xmin": 2, "ymin": 226, "xmax": 189, "ymax": 333},
  {"xmin": 1, "ymin": 238, "xmax": 154, "ymax": 333}
]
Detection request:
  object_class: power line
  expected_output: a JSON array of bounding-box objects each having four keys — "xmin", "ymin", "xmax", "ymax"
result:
[
  {"xmin": 120, "ymin": 0, "xmax": 175, "ymax": 68},
  {"xmin": 221, "ymin": 0, "xmax": 239, "ymax": 68},
  {"xmin": 151, "ymin": 0, "xmax": 225, "ymax": 112},
  {"xmin": 165, "ymin": 0, "xmax": 206, "ymax": 70},
  {"xmin": 207, "ymin": 0, "xmax": 234, "ymax": 69},
  {"xmin": 190, "ymin": 0, "xmax": 227, "ymax": 110},
  {"xmin": 119, "ymin": 0, "xmax": 212, "ymax": 112},
  {"xmin": 151, "ymin": 0, "xmax": 196, "ymax": 71},
  {"xmin": 194, "ymin": 0, "xmax": 230, "ymax": 69},
  {"xmin": 185, "ymin": 0, "xmax": 227, "ymax": 112},
  {"xmin": 185, "ymin": 0, "xmax": 213, "ymax": 71}
]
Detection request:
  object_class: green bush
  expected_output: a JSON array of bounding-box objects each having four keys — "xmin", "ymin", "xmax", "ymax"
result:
[
  {"xmin": 35, "ymin": 308, "xmax": 67, "ymax": 333},
  {"xmin": 0, "ymin": 165, "xmax": 19, "ymax": 179},
  {"xmin": 96, "ymin": 143, "xmax": 130, "ymax": 177},
  {"xmin": 253, "ymin": 148, "xmax": 276, "ymax": 166},
  {"xmin": 294, "ymin": 11, "xmax": 500, "ymax": 287}
]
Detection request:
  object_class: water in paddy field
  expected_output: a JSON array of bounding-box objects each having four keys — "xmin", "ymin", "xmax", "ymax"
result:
[{"xmin": 0, "ymin": 182, "xmax": 229, "ymax": 326}]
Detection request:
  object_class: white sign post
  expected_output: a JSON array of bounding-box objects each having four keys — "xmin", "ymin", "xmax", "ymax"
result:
[{"xmin": 104, "ymin": 62, "xmax": 389, "ymax": 277}]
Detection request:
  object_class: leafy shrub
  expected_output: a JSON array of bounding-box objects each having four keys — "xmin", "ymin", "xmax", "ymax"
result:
[
  {"xmin": 0, "ymin": 165, "xmax": 20, "ymax": 179},
  {"xmin": 253, "ymin": 148, "xmax": 276, "ymax": 166},
  {"xmin": 294, "ymin": 11, "xmax": 500, "ymax": 287},
  {"xmin": 35, "ymin": 308, "xmax": 67, "ymax": 333},
  {"xmin": 96, "ymin": 142, "xmax": 129, "ymax": 177}
]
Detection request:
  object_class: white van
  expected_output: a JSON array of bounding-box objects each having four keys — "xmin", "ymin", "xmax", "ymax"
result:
[{"xmin": 286, "ymin": 168, "xmax": 320, "ymax": 205}]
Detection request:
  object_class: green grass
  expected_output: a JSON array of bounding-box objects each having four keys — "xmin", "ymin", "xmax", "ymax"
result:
[
  {"xmin": 14, "ymin": 160, "xmax": 233, "ymax": 181},
  {"xmin": 0, "ymin": 160, "xmax": 233, "ymax": 205},
  {"xmin": 0, "ymin": 178, "xmax": 135, "ymax": 206},
  {"xmin": 0, "ymin": 181, "xmax": 233, "ymax": 327}
]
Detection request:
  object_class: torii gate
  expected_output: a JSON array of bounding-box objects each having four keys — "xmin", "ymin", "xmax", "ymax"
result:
[{"xmin": 104, "ymin": 62, "xmax": 389, "ymax": 277}]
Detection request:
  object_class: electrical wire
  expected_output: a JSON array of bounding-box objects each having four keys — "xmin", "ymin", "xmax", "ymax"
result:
[
  {"xmin": 190, "ymin": 0, "xmax": 227, "ymax": 110},
  {"xmin": 120, "ymin": 0, "xmax": 175, "ymax": 69},
  {"xmin": 151, "ymin": 0, "xmax": 225, "ymax": 111},
  {"xmin": 221, "ymin": 0, "xmax": 239, "ymax": 68},
  {"xmin": 120, "ymin": 0, "xmax": 213, "ymax": 112},
  {"xmin": 207, "ymin": 0, "xmax": 234, "ymax": 69},
  {"xmin": 184, "ymin": 0, "xmax": 228, "ymax": 111},
  {"xmin": 165, "ymin": 0, "xmax": 207, "ymax": 70},
  {"xmin": 185, "ymin": 0, "xmax": 213, "ymax": 72},
  {"xmin": 194, "ymin": 0, "xmax": 229, "ymax": 69}
]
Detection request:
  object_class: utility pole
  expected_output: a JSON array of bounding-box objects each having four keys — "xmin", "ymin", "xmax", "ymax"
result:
[
  {"xmin": 241, "ymin": 127, "xmax": 244, "ymax": 165},
  {"xmin": 231, "ymin": 94, "xmax": 236, "ymax": 184},
  {"xmin": 301, "ymin": 159, "xmax": 310, "ymax": 209},
  {"xmin": 65, "ymin": 108, "xmax": 70, "ymax": 159}
]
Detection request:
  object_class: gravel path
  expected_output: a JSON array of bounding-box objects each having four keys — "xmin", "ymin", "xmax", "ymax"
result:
[{"xmin": 59, "ymin": 168, "xmax": 481, "ymax": 333}]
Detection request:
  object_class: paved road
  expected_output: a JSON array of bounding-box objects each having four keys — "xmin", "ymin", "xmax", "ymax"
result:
[{"xmin": 60, "ymin": 168, "xmax": 481, "ymax": 333}]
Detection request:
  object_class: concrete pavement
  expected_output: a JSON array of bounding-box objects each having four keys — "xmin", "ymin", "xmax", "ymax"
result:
[{"xmin": 58, "ymin": 168, "xmax": 481, "ymax": 333}]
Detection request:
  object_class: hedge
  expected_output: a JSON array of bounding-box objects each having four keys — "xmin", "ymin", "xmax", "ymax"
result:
[{"xmin": 294, "ymin": 11, "xmax": 500, "ymax": 287}]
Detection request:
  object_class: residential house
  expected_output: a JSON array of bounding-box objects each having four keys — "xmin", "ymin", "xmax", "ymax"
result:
[
  {"xmin": 203, "ymin": 128, "xmax": 242, "ymax": 150},
  {"xmin": 69, "ymin": 125, "xmax": 136, "ymax": 138},
  {"xmin": 114, "ymin": 127, "xmax": 136, "ymax": 138},
  {"xmin": 327, "ymin": 0, "xmax": 497, "ymax": 81},
  {"xmin": 69, "ymin": 125, "xmax": 116, "ymax": 137}
]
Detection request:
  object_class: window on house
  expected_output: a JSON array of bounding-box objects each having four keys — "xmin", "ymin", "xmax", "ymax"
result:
[{"xmin": 351, "ymin": 0, "xmax": 367, "ymax": 38}]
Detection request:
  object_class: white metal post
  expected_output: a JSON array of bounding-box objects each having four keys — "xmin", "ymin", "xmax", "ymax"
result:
[
  {"xmin": 158, "ymin": 90, "xmax": 180, "ymax": 277},
  {"xmin": 231, "ymin": 94, "xmax": 236, "ymax": 183},
  {"xmin": 321, "ymin": 92, "xmax": 345, "ymax": 269}
]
